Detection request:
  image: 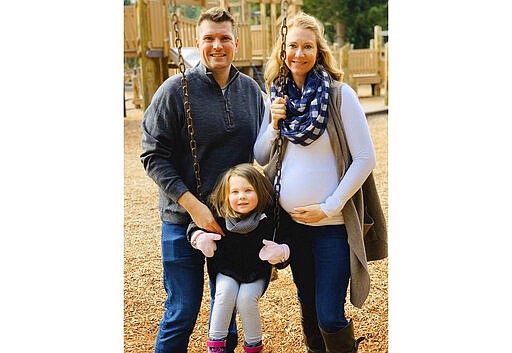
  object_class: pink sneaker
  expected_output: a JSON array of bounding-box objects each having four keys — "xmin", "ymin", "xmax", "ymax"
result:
[
  {"xmin": 243, "ymin": 343, "xmax": 263, "ymax": 352},
  {"xmin": 207, "ymin": 339, "xmax": 226, "ymax": 353}
]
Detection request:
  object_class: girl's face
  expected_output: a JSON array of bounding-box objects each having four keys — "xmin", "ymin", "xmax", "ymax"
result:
[
  {"xmin": 285, "ymin": 26, "xmax": 318, "ymax": 86},
  {"xmin": 228, "ymin": 175, "xmax": 258, "ymax": 215}
]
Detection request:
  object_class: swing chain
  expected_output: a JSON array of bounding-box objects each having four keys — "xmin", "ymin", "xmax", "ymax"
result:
[
  {"xmin": 171, "ymin": 0, "xmax": 203, "ymax": 200},
  {"xmin": 272, "ymin": 0, "xmax": 288, "ymax": 241},
  {"xmin": 276, "ymin": 0, "xmax": 289, "ymax": 98}
]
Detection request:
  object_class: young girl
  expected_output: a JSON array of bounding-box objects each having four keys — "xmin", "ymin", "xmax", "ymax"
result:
[{"xmin": 187, "ymin": 163, "xmax": 291, "ymax": 353}]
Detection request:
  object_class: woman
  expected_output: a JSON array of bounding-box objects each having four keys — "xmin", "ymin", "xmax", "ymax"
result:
[{"xmin": 254, "ymin": 12, "xmax": 385, "ymax": 353}]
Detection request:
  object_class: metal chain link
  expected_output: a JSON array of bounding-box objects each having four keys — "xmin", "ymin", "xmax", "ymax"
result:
[
  {"xmin": 276, "ymin": 0, "xmax": 289, "ymax": 99},
  {"xmin": 171, "ymin": 0, "xmax": 203, "ymax": 200},
  {"xmin": 272, "ymin": 0, "xmax": 288, "ymax": 241}
]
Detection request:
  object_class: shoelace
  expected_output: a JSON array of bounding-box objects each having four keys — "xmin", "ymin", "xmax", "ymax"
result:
[{"xmin": 208, "ymin": 347, "xmax": 224, "ymax": 353}]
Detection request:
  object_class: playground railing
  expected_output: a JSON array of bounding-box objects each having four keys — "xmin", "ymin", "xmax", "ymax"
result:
[
  {"xmin": 169, "ymin": 16, "xmax": 196, "ymax": 48},
  {"xmin": 347, "ymin": 49, "xmax": 381, "ymax": 85},
  {"xmin": 124, "ymin": 5, "xmax": 138, "ymax": 57},
  {"xmin": 235, "ymin": 23, "xmax": 252, "ymax": 62}
]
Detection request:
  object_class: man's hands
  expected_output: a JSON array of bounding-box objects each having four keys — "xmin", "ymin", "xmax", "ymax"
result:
[
  {"xmin": 178, "ymin": 191, "xmax": 224, "ymax": 235},
  {"xmin": 259, "ymin": 239, "xmax": 290, "ymax": 265},
  {"xmin": 191, "ymin": 230, "xmax": 222, "ymax": 257}
]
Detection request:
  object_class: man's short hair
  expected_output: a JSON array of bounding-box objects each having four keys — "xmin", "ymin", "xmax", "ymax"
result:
[{"xmin": 196, "ymin": 7, "xmax": 237, "ymax": 38}]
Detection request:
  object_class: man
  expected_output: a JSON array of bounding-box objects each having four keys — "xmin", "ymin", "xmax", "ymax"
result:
[{"xmin": 140, "ymin": 7, "xmax": 265, "ymax": 353}]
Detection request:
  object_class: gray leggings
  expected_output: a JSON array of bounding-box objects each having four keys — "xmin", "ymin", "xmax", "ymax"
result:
[{"xmin": 209, "ymin": 273, "xmax": 265, "ymax": 345}]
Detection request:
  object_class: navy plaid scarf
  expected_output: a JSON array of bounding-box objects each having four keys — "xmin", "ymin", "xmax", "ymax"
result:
[{"xmin": 270, "ymin": 68, "xmax": 330, "ymax": 146}]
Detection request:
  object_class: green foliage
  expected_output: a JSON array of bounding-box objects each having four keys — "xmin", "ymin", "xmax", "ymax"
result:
[
  {"xmin": 303, "ymin": 0, "xmax": 387, "ymax": 48},
  {"xmin": 124, "ymin": 0, "xmax": 133, "ymax": 5},
  {"xmin": 125, "ymin": 57, "xmax": 139, "ymax": 69},
  {"xmin": 165, "ymin": 5, "xmax": 201, "ymax": 20},
  {"xmin": 177, "ymin": 5, "xmax": 202, "ymax": 19}
]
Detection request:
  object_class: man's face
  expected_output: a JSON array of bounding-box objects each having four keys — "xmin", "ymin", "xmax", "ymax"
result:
[{"xmin": 196, "ymin": 20, "xmax": 238, "ymax": 75}]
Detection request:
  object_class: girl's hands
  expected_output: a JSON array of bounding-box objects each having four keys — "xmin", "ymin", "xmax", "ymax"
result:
[
  {"xmin": 191, "ymin": 231, "xmax": 222, "ymax": 257},
  {"xmin": 259, "ymin": 239, "xmax": 290, "ymax": 264}
]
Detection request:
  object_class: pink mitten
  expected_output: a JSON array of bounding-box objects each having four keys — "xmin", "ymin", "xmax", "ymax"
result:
[
  {"xmin": 192, "ymin": 231, "xmax": 222, "ymax": 257},
  {"xmin": 259, "ymin": 239, "xmax": 290, "ymax": 265}
]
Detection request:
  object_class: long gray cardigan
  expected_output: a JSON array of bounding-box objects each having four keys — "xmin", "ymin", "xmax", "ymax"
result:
[{"xmin": 264, "ymin": 80, "xmax": 387, "ymax": 308}]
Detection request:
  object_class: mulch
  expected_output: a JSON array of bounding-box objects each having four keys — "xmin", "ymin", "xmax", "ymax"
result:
[{"xmin": 124, "ymin": 97, "xmax": 388, "ymax": 352}]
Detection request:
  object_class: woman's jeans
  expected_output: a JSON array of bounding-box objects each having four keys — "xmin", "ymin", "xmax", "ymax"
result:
[
  {"xmin": 153, "ymin": 222, "xmax": 237, "ymax": 353},
  {"xmin": 209, "ymin": 273, "xmax": 265, "ymax": 345},
  {"xmin": 289, "ymin": 223, "xmax": 351, "ymax": 333}
]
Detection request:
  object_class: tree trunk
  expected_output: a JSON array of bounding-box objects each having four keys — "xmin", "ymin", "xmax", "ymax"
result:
[{"xmin": 335, "ymin": 20, "xmax": 345, "ymax": 47}]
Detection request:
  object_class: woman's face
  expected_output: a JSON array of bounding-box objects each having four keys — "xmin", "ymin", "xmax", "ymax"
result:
[{"xmin": 285, "ymin": 26, "xmax": 318, "ymax": 84}]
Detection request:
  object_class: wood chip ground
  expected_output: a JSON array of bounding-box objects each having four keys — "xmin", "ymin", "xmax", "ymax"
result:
[{"xmin": 124, "ymin": 92, "xmax": 388, "ymax": 353}]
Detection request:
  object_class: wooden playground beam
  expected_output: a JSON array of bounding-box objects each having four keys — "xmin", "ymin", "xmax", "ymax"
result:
[{"xmin": 137, "ymin": 0, "xmax": 169, "ymax": 111}]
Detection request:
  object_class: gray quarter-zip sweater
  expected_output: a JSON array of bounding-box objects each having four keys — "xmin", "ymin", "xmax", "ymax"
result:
[{"xmin": 141, "ymin": 63, "xmax": 265, "ymax": 224}]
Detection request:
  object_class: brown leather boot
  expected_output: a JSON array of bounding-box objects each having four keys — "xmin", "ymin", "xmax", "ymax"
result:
[
  {"xmin": 300, "ymin": 302, "xmax": 326, "ymax": 353},
  {"xmin": 320, "ymin": 320, "xmax": 365, "ymax": 353}
]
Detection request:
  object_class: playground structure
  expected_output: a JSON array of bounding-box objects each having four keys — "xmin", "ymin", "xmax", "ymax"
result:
[
  {"xmin": 124, "ymin": 0, "xmax": 388, "ymax": 111},
  {"xmin": 335, "ymin": 26, "xmax": 388, "ymax": 98}
]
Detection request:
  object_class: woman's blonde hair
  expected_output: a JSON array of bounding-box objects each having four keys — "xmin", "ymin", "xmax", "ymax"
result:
[
  {"xmin": 209, "ymin": 163, "xmax": 274, "ymax": 219},
  {"xmin": 264, "ymin": 12, "xmax": 343, "ymax": 92}
]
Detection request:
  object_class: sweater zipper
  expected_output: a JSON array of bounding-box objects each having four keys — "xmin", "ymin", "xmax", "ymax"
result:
[
  {"xmin": 222, "ymin": 71, "xmax": 238, "ymax": 127},
  {"xmin": 224, "ymin": 98, "xmax": 231, "ymax": 126}
]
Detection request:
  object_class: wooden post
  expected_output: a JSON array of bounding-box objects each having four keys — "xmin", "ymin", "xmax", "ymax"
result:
[
  {"xmin": 287, "ymin": 3, "xmax": 296, "ymax": 17},
  {"xmin": 270, "ymin": 0, "xmax": 276, "ymax": 43},
  {"xmin": 287, "ymin": 0, "xmax": 302, "ymax": 17},
  {"xmin": 374, "ymin": 25, "xmax": 383, "ymax": 52},
  {"xmin": 132, "ymin": 67, "xmax": 143, "ymax": 109},
  {"xmin": 373, "ymin": 25, "xmax": 383, "ymax": 97},
  {"xmin": 240, "ymin": 0, "xmax": 250, "ymax": 23},
  {"xmin": 340, "ymin": 42, "xmax": 351, "ymax": 85},
  {"xmin": 335, "ymin": 20, "xmax": 345, "ymax": 47},
  {"xmin": 260, "ymin": 1, "xmax": 267, "ymax": 58},
  {"xmin": 137, "ymin": 0, "xmax": 169, "ymax": 111},
  {"xmin": 384, "ymin": 42, "xmax": 388, "ymax": 106}
]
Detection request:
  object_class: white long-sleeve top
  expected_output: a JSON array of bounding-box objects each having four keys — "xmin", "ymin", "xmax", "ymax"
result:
[{"xmin": 254, "ymin": 84, "xmax": 376, "ymax": 226}]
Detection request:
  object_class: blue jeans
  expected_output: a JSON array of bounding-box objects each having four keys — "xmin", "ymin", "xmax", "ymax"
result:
[
  {"xmin": 289, "ymin": 223, "xmax": 351, "ymax": 333},
  {"xmin": 154, "ymin": 222, "xmax": 237, "ymax": 353}
]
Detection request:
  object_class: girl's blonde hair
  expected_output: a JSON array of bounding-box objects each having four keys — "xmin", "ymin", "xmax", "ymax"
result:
[
  {"xmin": 209, "ymin": 163, "xmax": 274, "ymax": 219},
  {"xmin": 264, "ymin": 12, "xmax": 343, "ymax": 92}
]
